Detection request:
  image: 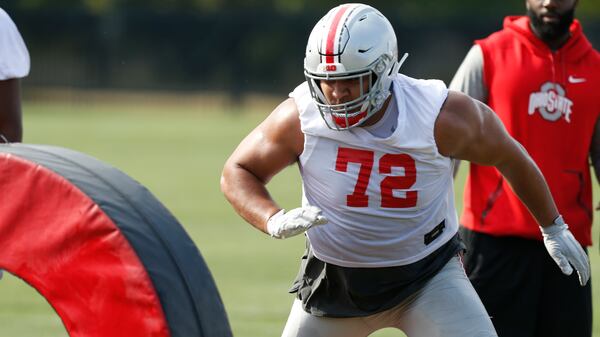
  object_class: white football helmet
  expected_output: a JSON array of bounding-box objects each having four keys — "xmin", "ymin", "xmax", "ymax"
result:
[{"xmin": 304, "ymin": 3, "xmax": 408, "ymax": 130}]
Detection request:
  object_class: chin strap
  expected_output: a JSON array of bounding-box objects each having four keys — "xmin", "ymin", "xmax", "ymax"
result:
[{"xmin": 398, "ymin": 52, "xmax": 409, "ymax": 70}]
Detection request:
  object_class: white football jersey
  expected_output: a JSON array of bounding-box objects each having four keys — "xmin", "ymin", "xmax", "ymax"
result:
[
  {"xmin": 0, "ymin": 7, "xmax": 29, "ymax": 80},
  {"xmin": 291, "ymin": 74, "xmax": 458, "ymax": 267}
]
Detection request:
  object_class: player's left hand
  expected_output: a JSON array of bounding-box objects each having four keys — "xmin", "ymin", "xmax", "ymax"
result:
[{"xmin": 540, "ymin": 216, "xmax": 590, "ymax": 286}]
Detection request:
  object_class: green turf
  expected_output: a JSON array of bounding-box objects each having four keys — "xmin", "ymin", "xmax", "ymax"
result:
[{"xmin": 0, "ymin": 99, "xmax": 598, "ymax": 337}]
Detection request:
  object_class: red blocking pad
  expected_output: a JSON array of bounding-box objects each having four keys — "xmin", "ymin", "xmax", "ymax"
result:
[{"xmin": 0, "ymin": 154, "xmax": 170, "ymax": 337}]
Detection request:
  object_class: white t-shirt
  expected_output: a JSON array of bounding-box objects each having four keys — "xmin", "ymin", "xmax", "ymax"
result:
[
  {"xmin": 291, "ymin": 74, "xmax": 458, "ymax": 268},
  {"xmin": 0, "ymin": 7, "xmax": 30, "ymax": 80}
]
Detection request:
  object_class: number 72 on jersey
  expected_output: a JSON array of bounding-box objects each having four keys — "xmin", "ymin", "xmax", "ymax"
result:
[{"xmin": 335, "ymin": 147, "xmax": 418, "ymax": 208}]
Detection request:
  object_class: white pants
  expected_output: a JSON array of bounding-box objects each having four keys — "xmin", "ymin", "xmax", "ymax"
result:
[{"xmin": 281, "ymin": 256, "xmax": 497, "ymax": 337}]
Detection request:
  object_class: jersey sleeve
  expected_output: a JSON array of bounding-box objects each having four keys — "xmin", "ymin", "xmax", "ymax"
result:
[
  {"xmin": 449, "ymin": 45, "xmax": 487, "ymax": 103},
  {"xmin": 0, "ymin": 8, "xmax": 30, "ymax": 80}
]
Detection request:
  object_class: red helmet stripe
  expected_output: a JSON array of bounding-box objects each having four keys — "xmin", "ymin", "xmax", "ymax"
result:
[{"xmin": 325, "ymin": 4, "xmax": 352, "ymax": 64}]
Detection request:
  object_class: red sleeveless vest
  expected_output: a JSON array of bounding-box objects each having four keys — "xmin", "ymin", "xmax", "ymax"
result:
[{"xmin": 461, "ymin": 16, "xmax": 600, "ymax": 245}]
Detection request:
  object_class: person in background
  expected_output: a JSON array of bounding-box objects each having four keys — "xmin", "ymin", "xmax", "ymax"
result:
[
  {"xmin": 221, "ymin": 3, "xmax": 589, "ymax": 336},
  {"xmin": 0, "ymin": 6, "xmax": 29, "ymax": 143},
  {"xmin": 0, "ymin": 7, "xmax": 30, "ymax": 280},
  {"xmin": 450, "ymin": 0, "xmax": 599, "ymax": 336}
]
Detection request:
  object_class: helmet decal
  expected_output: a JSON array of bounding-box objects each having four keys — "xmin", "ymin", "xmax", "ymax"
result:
[{"xmin": 323, "ymin": 4, "xmax": 355, "ymax": 64}]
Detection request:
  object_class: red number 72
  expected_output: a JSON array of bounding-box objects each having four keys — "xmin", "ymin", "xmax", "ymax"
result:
[{"xmin": 335, "ymin": 147, "xmax": 417, "ymax": 208}]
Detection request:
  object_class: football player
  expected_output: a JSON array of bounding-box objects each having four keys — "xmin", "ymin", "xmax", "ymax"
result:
[{"xmin": 221, "ymin": 3, "xmax": 589, "ymax": 336}]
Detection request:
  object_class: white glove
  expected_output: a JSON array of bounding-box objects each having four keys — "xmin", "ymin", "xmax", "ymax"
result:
[
  {"xmin": 541, "ymin": 216, "xmax": 590, "ymax": 286},
  {"xmin": 267, "ymin": 206, "xmax": 328, "ymax": 239}
]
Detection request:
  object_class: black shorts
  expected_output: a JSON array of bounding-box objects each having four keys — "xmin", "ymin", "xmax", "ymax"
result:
[
  {"xmin": 460, "ymin": 226, "xmax": 591, "ymax": 337},
  {"xmin": 289, "ymin": 232, "xmax": 464, "ymax": 317}
]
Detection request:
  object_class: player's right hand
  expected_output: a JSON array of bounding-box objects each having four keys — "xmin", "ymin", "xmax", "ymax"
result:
[
  {"xmin": 266, "ymin": 206, "xmax": 328, "ymax": 239},
  {"xmin": 540, "ymin": 216, "xmax": 590, "ymax": 286}
]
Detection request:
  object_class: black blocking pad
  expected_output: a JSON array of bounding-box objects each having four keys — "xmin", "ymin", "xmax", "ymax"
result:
[{"xmin": 0, "ymin": 143, "xmax": 232, "ymax": 337}]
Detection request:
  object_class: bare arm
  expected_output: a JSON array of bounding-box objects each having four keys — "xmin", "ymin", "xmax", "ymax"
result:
[
  {"xmin": 436, "ymin": 91, "xmax": 589, "ymax": 285},
  {"xmin": 435, "ymin": 91, "xmax": 558, "ymax": 227},
  {"xmin": 0, "ymin": 78, "xmax": 23, "ymax": 142},
  {"xmin": 220, "ymin": 98, "xmax": 304, "ymax": 234}
]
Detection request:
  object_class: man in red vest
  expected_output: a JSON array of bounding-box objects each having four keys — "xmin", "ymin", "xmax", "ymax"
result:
[{"xmin": 451, "ymin": 0, "xmax": 600, "ymax": 336}]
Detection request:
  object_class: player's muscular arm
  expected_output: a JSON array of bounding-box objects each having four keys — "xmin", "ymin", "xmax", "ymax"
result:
[
  {"xmin": 437, "ymin": 92, "xmax": 589, "ymax": 285},
  {"xmin": 221, "ymin": 98, "xmax": 304, "ymax": 234},
  {"xmin": 0, "ymin": 79, "xmax": 23, "ymax": 142},
  {"xmin": 435, "ymin": 91, "xmax": 558, "ymax": 227}
]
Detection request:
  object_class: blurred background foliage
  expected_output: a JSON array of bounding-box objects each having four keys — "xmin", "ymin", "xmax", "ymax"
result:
[
  {"xmin": 3, "ymin": 0, "xmax": 600, "ymax": 102},
  {"xmin": 8, "ymin": 0, "xmax": 600, "ymax": 16}
]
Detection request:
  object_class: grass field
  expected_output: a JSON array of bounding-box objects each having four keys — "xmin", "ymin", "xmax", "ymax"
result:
[{"xmin": 0, "ymin": 97, "xmax": 599, "ymax": 337}]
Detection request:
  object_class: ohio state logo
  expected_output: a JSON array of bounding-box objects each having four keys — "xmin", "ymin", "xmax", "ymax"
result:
[{"xmin": 528, "ymin": 82, "xmax": 573, "ymax": 122}]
